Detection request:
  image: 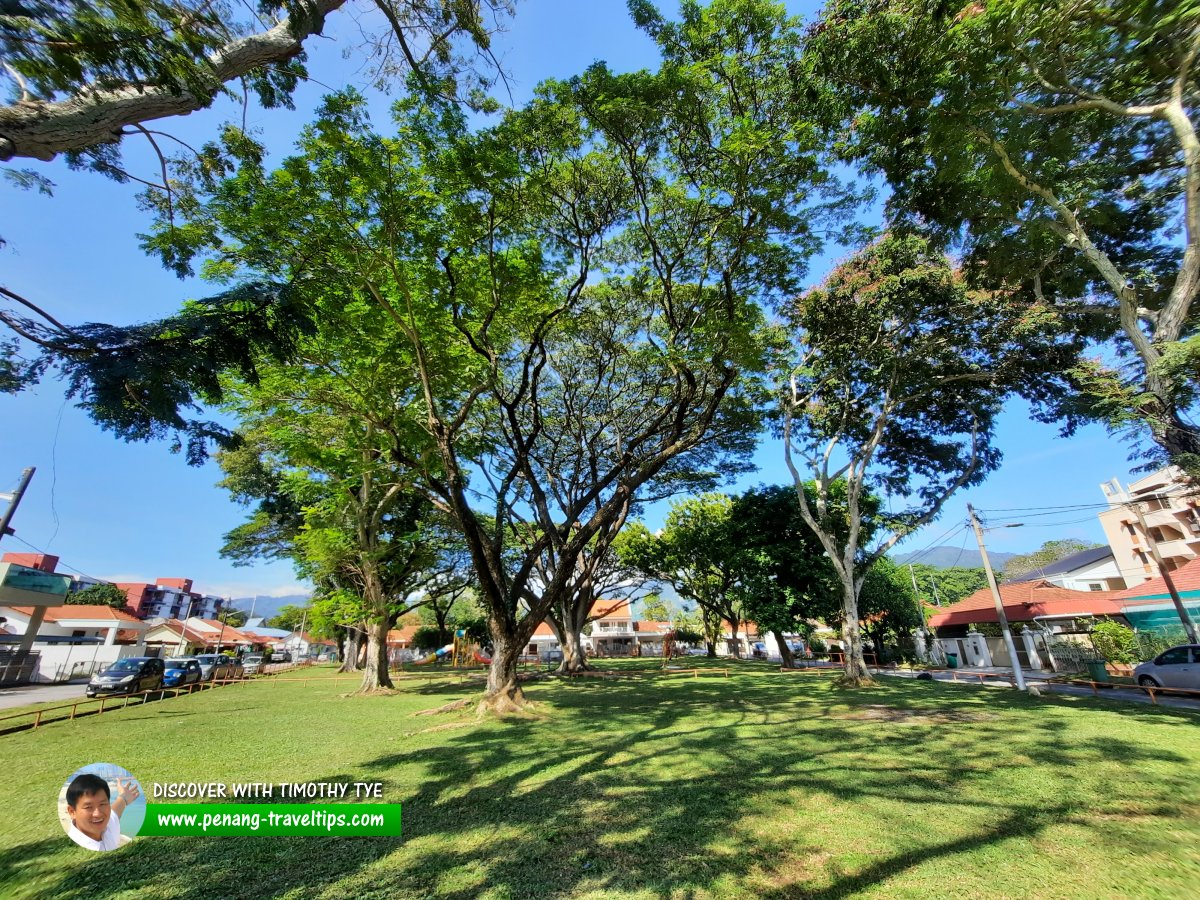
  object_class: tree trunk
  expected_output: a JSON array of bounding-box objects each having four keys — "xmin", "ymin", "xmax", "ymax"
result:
[
  {"xmin": 774, "ymin": 629, "xmax": 795, "ymax": 668},
  {"xmin": 339, "ymin": 629, "xmax": 361, "ymax": 673},
  {"xmin": 358, "ymin": 617, "xmax": 394, "ymax": 692},
  {"xmin": 839, "ymin": 583, "xmax": 872, "ymax": 685},
  {"xmin": 480, "ymin": 631, "xmax": 527, "ymax": 714},
  {"xmin": 556, "ymin": 626, "xmax": 591, "ymax": 674}
]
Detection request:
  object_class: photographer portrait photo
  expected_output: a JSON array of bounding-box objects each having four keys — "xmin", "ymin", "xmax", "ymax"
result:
[{"xmin": 57, "ymin": 764, "xmax": 145, "ymax": 852}]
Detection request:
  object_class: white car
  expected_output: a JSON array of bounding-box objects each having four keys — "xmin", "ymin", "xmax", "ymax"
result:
[{"xmin": 1134, "ymin": 645, "xmax": 1200, "ymax": 690}]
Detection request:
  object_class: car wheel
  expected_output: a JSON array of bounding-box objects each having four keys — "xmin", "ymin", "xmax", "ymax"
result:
[{"xmin": 1137, "ymin": 675, "xmax": 1161, "ymax": 688}]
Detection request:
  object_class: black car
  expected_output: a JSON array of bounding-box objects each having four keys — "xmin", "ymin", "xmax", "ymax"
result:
[{"xmin": 86, "ymin": 657, "xmax": 166, "ymax": 697}]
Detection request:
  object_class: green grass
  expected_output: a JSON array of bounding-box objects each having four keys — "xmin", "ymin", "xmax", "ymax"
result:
[{"xmin": 1, "ymin": 661, "xmax": 1197, "ymax": 899}]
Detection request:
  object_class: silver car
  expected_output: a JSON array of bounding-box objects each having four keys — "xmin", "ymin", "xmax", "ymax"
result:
[
  {"xmin": 195, "ymin": 654, "xmax": 236, "ymax": 681},
  {"xmin": 1134, "ymin": 645, "xmax": 1200, "ymax": 690}
]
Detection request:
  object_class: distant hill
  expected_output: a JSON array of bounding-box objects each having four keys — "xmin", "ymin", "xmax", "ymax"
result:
[
  {"xmin": 893, "ymin": 546, "xmax": 1016, "ymax": 571},
  {"xmin": 228, "ymin": 594, "xmax": 310, "ymax": 622}
]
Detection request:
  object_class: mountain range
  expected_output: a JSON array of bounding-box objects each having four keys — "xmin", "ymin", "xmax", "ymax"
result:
[
  {"xmin": 227, "ymin": 594, "xmax": 310, "ymax": 623},
  {"xmin": 892, "ymin": 546, "xmax": 1017, "ymax": 571}
]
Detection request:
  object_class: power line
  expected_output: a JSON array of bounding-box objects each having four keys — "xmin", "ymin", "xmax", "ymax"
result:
[
  {"xmin": 7, "ymin": 533, "xmax": 107, "ymax": 585},
  {"xmin": 895, "ymin": 521, "xmax": 969, "ymax": 567},
  {"xmin": 979, "ymin": 490, "xmax": 1200, "ymax": 515}
]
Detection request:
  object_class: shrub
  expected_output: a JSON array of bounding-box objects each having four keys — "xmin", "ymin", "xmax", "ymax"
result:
[
  {"xmin": 1090, "ymin": 621, "xmax": 1137, "ymax": 664},
  {"xmin": 808, "ymin": 637, "xmax": 828, "ymax": 657},
  {"xmin": 1133, "ymin": 626, "xmax": 1189, "ymax": 661}
]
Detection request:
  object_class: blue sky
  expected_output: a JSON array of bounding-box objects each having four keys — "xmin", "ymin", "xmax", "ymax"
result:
[{"xmin": 0, "ymin": 0, "xmax": 1142, "ymax": 600}]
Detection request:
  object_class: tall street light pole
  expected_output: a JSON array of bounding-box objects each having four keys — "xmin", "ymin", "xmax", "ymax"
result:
[{"xmin": 967, "ymin": 503, "xmax": 1027, "ymax": 691}]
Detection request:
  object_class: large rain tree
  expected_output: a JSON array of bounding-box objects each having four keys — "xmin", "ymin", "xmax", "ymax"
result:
[
  {"xmin": 782, "ymin": 233, "xmax": 1081, "ymax": 683},
  {"xmin": 806, "ymin": 0, "xmax": 1200, "ymax": 472},
  {"xmin": 215, "ymin": 317, "xmax": 465, "ymax": 692},
  {"xmin": 146, "ymin": 0, "xmax": 840, "ymax": 712}
]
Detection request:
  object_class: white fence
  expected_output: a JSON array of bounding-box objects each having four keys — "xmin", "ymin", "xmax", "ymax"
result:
[{"xmin": 33, "ymin": 643, "xmax": 146, "ymax": 683}]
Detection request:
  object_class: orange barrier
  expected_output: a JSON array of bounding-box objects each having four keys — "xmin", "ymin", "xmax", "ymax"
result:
[
  {"xmin": 0, "ymin": 660, "xmax": 312, "ymax": 736},
  {"xmin": 660, "ymin": 668, "xmax": 729, "ymax": 678}
]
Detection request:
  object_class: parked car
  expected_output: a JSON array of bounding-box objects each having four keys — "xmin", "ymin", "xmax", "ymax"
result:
[
  {"xmin": 242, "ymin": 654, "xmax": 265, "ymax": 675},
  {"xmin": 540, "ymin": 649, "xmax": 564, "ymax": 664},
  {"xmin": 685, "ymin": 647, "xmax": 708, "ymax": 656},
  {"xmin": 162, "ymin": 657, "xmax": 203, "ymax": 688},
  {"xmin": 274, "ymin": 650, "xmax": 292, "ymax": 663},
  {"xmin": 1134, "ymin": 645, "xmax": 1200, "ymax": 690},
  {"xmin": 86, "ymin": 657, "xmax": 165, "ymax": 697},
  {"xmin": 750, "ymin": 642, "xmax": 768, "ymax": 659},
  {"xmin": 194, "ymin": 654, "xmax": 236, "ymax": 681}
]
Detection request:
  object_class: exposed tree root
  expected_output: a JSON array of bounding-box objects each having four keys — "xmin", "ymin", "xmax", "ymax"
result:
[
  {"xmin": 836, "ymin": 675, "xmax": 876, "ymax": 688},
  {"xmin": 412, "ymin": 697, "xmax": 474, "ymax": 716}
]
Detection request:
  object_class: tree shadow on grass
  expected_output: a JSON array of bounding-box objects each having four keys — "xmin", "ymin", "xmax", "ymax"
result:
[{"xmin": 27, "ymin": 673, "xmax": 1198, "ymax": 899}]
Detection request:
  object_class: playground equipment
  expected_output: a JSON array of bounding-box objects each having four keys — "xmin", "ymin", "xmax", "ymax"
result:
[
  {"xmin": 473, "ymin": 650, "xmax": 492, "ymax": 664},
  {"xmin": 451, "ymin": 629, "xmax": 473, "ymax": 667},
  {"xmin": 412, "ymin": 644, "xmax": 454, "ymax": 665}
]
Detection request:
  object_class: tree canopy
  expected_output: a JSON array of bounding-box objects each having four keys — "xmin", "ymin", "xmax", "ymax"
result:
[
  {"xmin": 782, "ymin": 232, "xmax": 1080, "ymax": 680},
  {"xmin": 65, "ymin": 582, "xmax": 129, "ymax": 608},
  {"xmin": 1002, "ymin": 539, "xmax": 1105, "ymax": 579},
  {"xmin": 805, "ymin": 0, "xmax": 1200, "ymax": 472}
]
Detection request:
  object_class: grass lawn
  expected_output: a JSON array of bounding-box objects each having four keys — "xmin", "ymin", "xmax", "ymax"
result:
[{"xmin": 1, "ymin": 660, "xmax": 1197, "ymax": 899}]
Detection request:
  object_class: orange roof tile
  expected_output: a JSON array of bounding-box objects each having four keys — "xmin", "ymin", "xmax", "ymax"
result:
[
  {"xmin": 8, "ymin": 605, "xmax": 142, "ymax": 624},
  {"xmin": 589, "ymin": 598, "xmax": 631, "ymax": 619},
  {"xmin": 145, "ymin": 619, "xmax": 213, "ymax": 644},
  {"xmin": 387, "ymin": 626, "xmax": 420, "ymax": 645},
  {"xmin": 928, "ymin": 581, "xmax": 1123, "ymax": 629}
]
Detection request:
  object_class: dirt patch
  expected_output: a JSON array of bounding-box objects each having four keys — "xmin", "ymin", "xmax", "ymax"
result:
[{"xmin": 838, "ymin": 704, "xmax": 995, "ymax": 724}]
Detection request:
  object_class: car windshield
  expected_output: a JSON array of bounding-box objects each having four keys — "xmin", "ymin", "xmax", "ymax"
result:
[
  {"xmin": 196, "ymin": 656, "xmax": 216, "ymax": 664},
  {"xmin": 246, "ymin": 656, "xmax": 262, "ymax": 662},
  {"xmin": 164, "ymin": 660, "xmax": 185, "ymax": 668},
  {"xmin": 105, "ymin": 659, "xmax": 147, "ymax": 673}
]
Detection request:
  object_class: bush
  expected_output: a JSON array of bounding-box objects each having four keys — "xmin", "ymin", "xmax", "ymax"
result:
[
  {"xmin": 808, "ymin": 637, "xmax": 827, "ymax": 657},
  {"xmin": 1133, "ymin": 626, "xmax": 1189, "ymax": 661},
  {"xmin": 1090, "ymin": 621, "xmax": 1138, "ymax": 664}
]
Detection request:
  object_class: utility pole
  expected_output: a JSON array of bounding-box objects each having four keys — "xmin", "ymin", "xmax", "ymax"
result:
[
  {"xmin": 0, "ymin": 467, "xmax": 35, "ymax": 546},
  {"xmin": 176, "ymin": 595, "xmax": 196, "ymax": 656},
  {"xmin": 1129, "ymin": 503, "xmax": 1199, "ymax": 643},
  {"xmin": 967, "ymin": 504, "xmax": 1027, "ymax": 691},
  {"xmin": 296, "ymin": 607, "xmax": 308, "ymax": 660}
]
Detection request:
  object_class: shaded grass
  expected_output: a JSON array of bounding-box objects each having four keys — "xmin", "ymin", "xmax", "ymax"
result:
[{"xmin": 1, "ymin": 663, "xmax": 1197, "ymax": 898}]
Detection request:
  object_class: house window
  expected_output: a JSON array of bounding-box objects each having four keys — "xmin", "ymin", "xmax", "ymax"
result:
[
  {"xmin": 1088, "ymin": 584, "xmax": 1103, "ymax": 591},
  {"xmin": 71, "ymin": 629, "xmax": 85, "ymax": 637}
]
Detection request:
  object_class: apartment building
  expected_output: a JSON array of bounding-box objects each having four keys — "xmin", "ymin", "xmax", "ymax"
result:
[
  {"xmin": 1098, "ymin": 466, "xmax": 1200, "ymax": 587},
  {"xmin": 117, "ymin": 578, "xmax": 225, "ymax": 620}
]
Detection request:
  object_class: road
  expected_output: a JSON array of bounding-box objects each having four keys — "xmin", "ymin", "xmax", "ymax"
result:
[
  {"xmin": 877, "ymin": 668, "xmax": 1200, "ymax": 713},
  {"xmin": 0, "ymin": 681, "xmax": 89, "ymax": 710}
]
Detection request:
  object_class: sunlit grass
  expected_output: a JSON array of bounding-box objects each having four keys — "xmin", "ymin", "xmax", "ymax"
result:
[{"xmin": 1, "ymin": 662, "xmax": 1196, "ymax": 898}]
